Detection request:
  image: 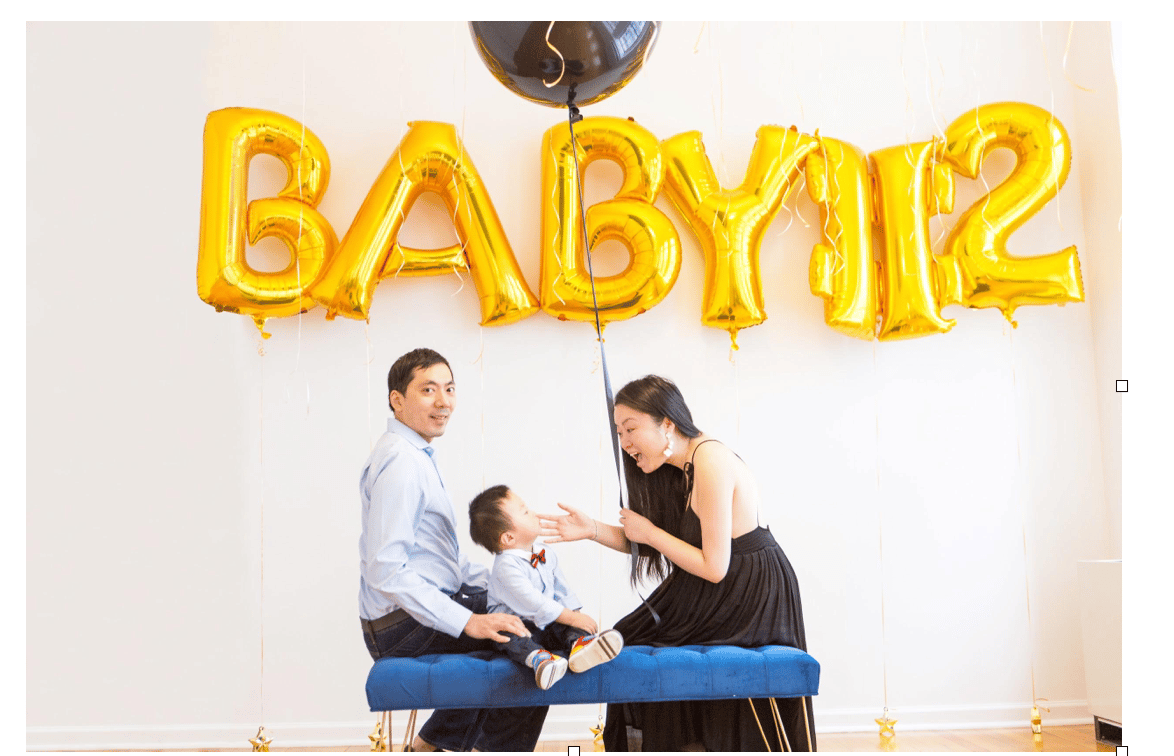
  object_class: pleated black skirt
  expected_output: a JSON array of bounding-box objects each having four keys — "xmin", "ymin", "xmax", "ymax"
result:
[{"xmin": 602, "ymin": 520, "xmax": 816, "ymax": 752}]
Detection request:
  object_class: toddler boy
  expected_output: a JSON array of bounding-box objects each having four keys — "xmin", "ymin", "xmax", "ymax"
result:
[{"xmin": 469, "ymin": 485, "xmax": 623, "ymax": 690}]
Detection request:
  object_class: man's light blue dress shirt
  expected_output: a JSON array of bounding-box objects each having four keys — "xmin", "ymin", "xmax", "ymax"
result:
[
  {"xmin": 488, "ymin": 547, "xmax": 582, "ymax": 630},
  {"xmin": 359, "ymin": 417, "xmax": 489, "ymax": 638}
]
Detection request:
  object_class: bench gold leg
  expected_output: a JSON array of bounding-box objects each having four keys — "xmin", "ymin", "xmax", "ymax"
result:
[
  {"xmin": 802, "ymin": 696, "xmax": 813, "ymax": 752},
  {"xmin": 768, "ymin": 698, "xmax": 792, "ymax": 752},
  {"xmin": 747, "ymin": 698, "xmax": 772, "ymax": 752},
  {"xmin": 402, "ymin": 710, "xmax": 419, "ymax": 751}
]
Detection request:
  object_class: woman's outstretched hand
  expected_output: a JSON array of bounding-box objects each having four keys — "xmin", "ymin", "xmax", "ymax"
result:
[
  {"xmin": 539, "ymin": 502, "xmax": 595, "ymax": 543},
  {"xmin": 619, "ymin": 508, "xmax": 657, "ymax": 545}
]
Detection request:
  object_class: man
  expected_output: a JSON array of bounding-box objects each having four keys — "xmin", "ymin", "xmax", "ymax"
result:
[{"xmin": 359, "ymin": 348, "xmax": 548, "ymax": 751}]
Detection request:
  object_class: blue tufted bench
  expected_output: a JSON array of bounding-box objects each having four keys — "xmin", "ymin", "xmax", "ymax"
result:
[{"xmin": 366, "ymin": 645, "xmax": 819, "ymax": 750}]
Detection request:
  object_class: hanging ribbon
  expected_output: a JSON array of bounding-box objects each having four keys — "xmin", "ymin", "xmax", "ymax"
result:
[{"xmin": 566, "ymin": 96, "xmax": 660, "ymax": 625}]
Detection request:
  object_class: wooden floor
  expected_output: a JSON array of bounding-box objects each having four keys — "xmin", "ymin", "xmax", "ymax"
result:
[{"xmin": 110, "ymin": 724, "xmax": 1115, "ymax": 751}]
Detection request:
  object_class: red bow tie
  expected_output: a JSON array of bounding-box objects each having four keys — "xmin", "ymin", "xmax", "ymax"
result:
[{"xmin": 529, "ymin": 549, "xmax": 546, "ymax": 568}]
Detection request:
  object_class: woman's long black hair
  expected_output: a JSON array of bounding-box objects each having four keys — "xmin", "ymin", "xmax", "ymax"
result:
[{"xmin": 615, "ymin": 375, "xmax": 702, "ymax": 586}]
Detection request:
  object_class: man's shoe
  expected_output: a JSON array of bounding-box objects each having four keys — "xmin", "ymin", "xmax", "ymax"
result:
[
  {"xmin": 568, "ymin": 628, "xmax": 624, "ymax": 673},
  {"xmin": 530, "ymin": 649, "xmax": 568, "ymax": 690}
]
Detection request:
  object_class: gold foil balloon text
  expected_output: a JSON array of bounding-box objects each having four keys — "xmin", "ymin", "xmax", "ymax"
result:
[
  {"xmin": 540, "ymin": 116, "xmax": 681, "ymax": 325},
  {"xmin": 661, "ymin": 126, "xmax": 819, "ymax": 346},
  {"xmin": 805, "ymin": 136, "xmax": 879, "ymax": 340},
  {"xmin": 870, "ymin": 140, "xmax": 957, "ymax": 340},
  {"xmin": 308, "ymin": 121, "xmax": 538, "ymax": 325},
  {"xmin": 196, "ymin": 102, "xmax": 1083, "ymax": 342},
  {"xmin": 936, "ymin": 102, "xmax": 1084, "ymax": 323},
  {"xmin": 197, "ymin": 108, "xmax": 337, "ymax": 335}
]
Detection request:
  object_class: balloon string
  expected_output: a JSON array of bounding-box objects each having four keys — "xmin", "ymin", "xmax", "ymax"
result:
[
  {"xmin": 788, "ymin": 22, "xmax": 806, "ymax": 125},
  {"xmin": 258, "ymin": 341, "xmax": 266, "ymax": 726},
  {"xmin": 871, "ymin": 339, "xmax": 891, "ymax": 717},
  {"xmin": 921, "ymin": 23, "xmax": 947, "ymax": 144},
  {"xmin": 366, "ymin": 323, "xmax": 374, "ymax": 451},
  {"xmin": 543, "ymin": 22, "xmax": 566, "ymax": 88},
  {"xmin": 1008, "ymin": 328, "xmax": 1040, "ymax": 710},
  {"xmin": 1038, "ymin": 23, "xmax": 1065, "ymax": 234},
  {"xmin": 478, "ymin": 326, "xmax": 486, "ymax": 491},
  {"xmin": 972, "ymin": 33, "xmax": 995, "ymax": 244},
  {"xmin": 567, "ymin": 104, "xmax": 659, "ymax": 624},
  {"xmin": 1062, "ymin": 21, "xmax": 1095, "ymax": 92},
  {"xmin": 918, "ymin": 25, "xmax": 950, "ymax": 251},
  {"xmin": 692, "ymin": 21, "xmax": 707, "ymax": 54}
]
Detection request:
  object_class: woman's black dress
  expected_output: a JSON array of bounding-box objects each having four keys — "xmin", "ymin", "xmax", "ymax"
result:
[{"xmin": 602, "ymin": 453, "xmax": 816, "ymax": 751}]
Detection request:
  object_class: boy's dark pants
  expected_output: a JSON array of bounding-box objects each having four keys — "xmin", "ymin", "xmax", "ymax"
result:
[{"xmin": 495, "ymin": 620, "xmax": 586, "ymax": 666}]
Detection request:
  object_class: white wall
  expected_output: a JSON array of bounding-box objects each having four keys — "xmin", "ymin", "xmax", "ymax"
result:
[{"xmin": 26, "ymin": 21, "xmax": 1120, "ymax": 749}]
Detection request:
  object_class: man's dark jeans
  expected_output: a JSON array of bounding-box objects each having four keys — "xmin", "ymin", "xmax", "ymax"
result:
[{"xmin": 362, "ymin": 585, "xmax": 548, "ymax": 752}]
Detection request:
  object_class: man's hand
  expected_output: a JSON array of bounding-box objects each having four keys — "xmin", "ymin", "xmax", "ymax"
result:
[{"xmin": 464, "ymin": 612, "xmax": 530, "ymax": 643}]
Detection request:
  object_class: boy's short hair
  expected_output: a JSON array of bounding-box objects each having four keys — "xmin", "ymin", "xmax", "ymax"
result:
[{"xmin": 469, "ymin": 485, "xmax": 513, "ymax": 554}]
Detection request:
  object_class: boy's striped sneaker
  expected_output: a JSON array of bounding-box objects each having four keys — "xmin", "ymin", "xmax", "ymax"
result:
[
  {"xmin": 568, "ymin": 629, "xmax": 624, "ymax": 673},
  {"xmin": 530, "ymin": 649, "xmax": 568, "ymax": 690}
]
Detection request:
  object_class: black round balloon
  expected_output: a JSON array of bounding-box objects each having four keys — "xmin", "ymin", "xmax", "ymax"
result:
[{"xmin": 469, "ymin": 21, "xmax": 659, "ymax": 108}]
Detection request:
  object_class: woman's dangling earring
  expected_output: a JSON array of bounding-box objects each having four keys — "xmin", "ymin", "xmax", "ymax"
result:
[{"xmin": 663, "ymin": 432, "xmax": 673, "ymax": 457}]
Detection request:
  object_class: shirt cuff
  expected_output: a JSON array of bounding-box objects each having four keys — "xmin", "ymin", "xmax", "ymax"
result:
[{"xmin": 434, "ymin": 600, "xmax": 475, "ymax": 639}]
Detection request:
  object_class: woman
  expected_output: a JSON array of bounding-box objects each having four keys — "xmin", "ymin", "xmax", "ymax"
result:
[{"xmin": 541, "ymin": 375, "xmax": 816, "ymax": 752}]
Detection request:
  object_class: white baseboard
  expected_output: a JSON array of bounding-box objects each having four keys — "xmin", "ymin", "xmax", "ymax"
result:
[
  {"xmin": 27, "ymin": 701, "xmax": 1095, "ymax": 751},
  {"xmin": 807, "ymin": 699, "xmax": 1093, "ymax": 733}
]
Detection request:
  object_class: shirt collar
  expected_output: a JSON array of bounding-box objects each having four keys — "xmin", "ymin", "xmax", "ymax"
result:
[
  {"xmin": 502, "ymin": 547, "xmax": 541, "ymax": 559},
  {"xmin": 388, "ymin": 417, "xmax": 433, "ymax": 451}
]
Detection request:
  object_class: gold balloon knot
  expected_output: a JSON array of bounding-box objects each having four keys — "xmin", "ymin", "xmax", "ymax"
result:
[{"xmin": 252, "ymin": 316, "xmax": 272, "ymax": 339}]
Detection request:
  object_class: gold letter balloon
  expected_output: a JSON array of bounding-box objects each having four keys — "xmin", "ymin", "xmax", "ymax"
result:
[
  {"xmin": 540, "ymin": 116, "xmax": 681, "ymax": 326},
  {"xmin": 805, "ymin": 136, "xmax": 879, "ymax": 340},
  {"xmin": 197, "ymin": 107, "xmax": 337, "ymax": 336},
  {"xmin": 870, "ymin": 140, "xmax": 957, "ymax": 340},
  {"xmin": 308, "ymin": 121, "xmax": 538, "ymax": 325},
  {"xmin": 661, "ymin": 126, "xmax": 819, "ymax": 347},
  {"xmin": 935, "ymin": 102, "xmax": 1084, "ymax": 324}
]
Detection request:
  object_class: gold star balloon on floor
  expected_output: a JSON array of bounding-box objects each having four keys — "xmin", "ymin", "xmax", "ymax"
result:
[
  {"xmin": 249, "ymin": 726, "xmax": 272, "ymax": 751},
  {"xmin": 369, "ymin": 718, "xmax": 388, "ymax": 751},
  {"xmin": 591, "ymin": 715, "xmax": 605, "ymax": 752},
  {"xmin": 1030, "ymin": 700, "xmax": 1051, "ymax": 736},
  {"xmin": 875, "ymin": 711, "xmax": 897, "ymax": 738}
]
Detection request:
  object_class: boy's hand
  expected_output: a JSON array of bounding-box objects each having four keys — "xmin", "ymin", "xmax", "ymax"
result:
[{"xmin": 568, "ymin": 611, "xmax": 598, "ymax": 636}]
